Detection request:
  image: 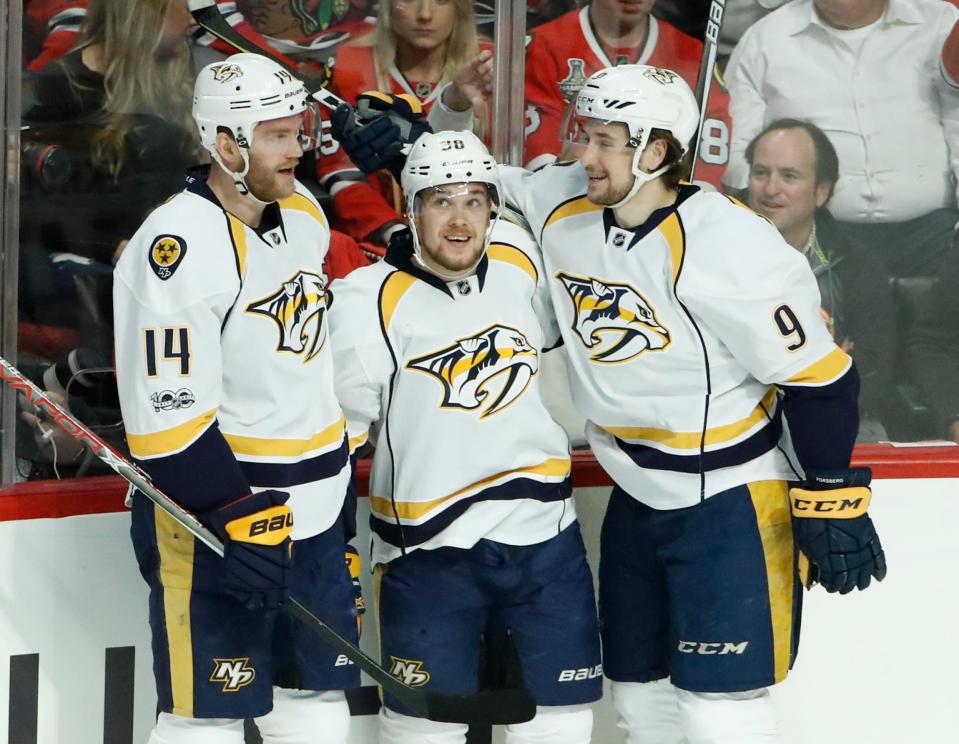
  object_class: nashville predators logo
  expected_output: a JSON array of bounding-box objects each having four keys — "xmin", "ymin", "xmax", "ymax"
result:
[
  {"xmin": 209, "ymin": 658, "xmax": 256, "ymax": 692},
  {"xmin": 210, "ymin": 63, "xmax": 243, "ymax": 83},
  {"xmin": 407, "ymin": 324, "xmax": 538, "ymax": 418},
  {"xmin": 389, "ymin": 656, "xmax": 430, "ymax": 687},
  {"xmin": 247, "ymin": 271, "xmax": 327, "ymax": 361},
  {"xmin": 148, "ymin": 235, "xmax": 187, "ymax": 280},
  {"xmin": 557, "ymin": 273, "xmax": 670, "ymax": 364},
  {"xmin": 643, "ymin": 68, "xmax": 679, "ymax": 86}
]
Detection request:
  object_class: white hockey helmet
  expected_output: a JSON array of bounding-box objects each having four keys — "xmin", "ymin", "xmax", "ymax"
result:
[
  {"xmin": 401, "ymin": 130, "xmax": 501, "ymax": 279},
  {"xmin": 571, "ymin": 64, "xmax": 699, "ymax": 206},
  {"xmin": 193, "ymin": 53, "xmax": 317, "ymax": 196}
]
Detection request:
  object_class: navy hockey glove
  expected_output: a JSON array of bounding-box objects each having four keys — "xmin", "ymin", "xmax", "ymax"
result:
[
  {"xmin": 330, "ymin": 91, "xmax": 431, "ymax": 178},
  {"xmin": 204, "ymin": 489, "xmax": 293, "ymax": 610},
  {"xmin": 790, "ymin": 468, "xmax": 887, "ymax": 594},
  {"xmin": 345, "ymin": 543, "xmax": 366, "ymax": 634}
]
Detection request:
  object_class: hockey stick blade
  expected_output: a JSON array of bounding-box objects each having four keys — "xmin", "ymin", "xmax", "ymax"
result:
[{"xmin": 0, "ymin": 356, "xmax": 536, "ymax": 725}]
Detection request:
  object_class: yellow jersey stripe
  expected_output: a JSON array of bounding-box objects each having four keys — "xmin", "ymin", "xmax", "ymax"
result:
[
  {"xmin": 127, "ymin": 409, "xmax": 217, "ymax": 458},
  {"xmin": 349, "ymin": 432, "xmax": 369, "ymax": 454},
  {"xmin": 785, "ymin": 347, "xmax": 851, "ymax": 386},
  {"xmin": 155, "ymin": 507, "xmax": 195, "ymax": 716},
  {"xmin": 227, "ymin": 214, "xmax": 248, "ymax": 276},
  {"xmin": 223, "ymin": 415, "xmax": 345, "ymax": 457},
  {"xmin": 279, "ymin": 192, "xmax": 327, "ymax": 228},
  {"xmin": 380, "ymin": 271, "xmax": 418, "ymax": 331},
  {"xmin": 603, "ymin": 387, "xmax": 778, "ymax": 449},
  {"xmin": 370, "ymin": 458, "xmax": 571, "ymax": 521},
  {"xmin": 658, "ymin": 212, "xmax": 685, "ymax": 286},
  {"xmin": 748, "ymin": 481, "xmax": 795, "ymax": 684},
  {"xmin": 488, "ymin": 243, "xmax": 537, "ymax": 283},
  {"xmin": 544, "ymin": 196, "xmax": 603, "ymax": 229}
]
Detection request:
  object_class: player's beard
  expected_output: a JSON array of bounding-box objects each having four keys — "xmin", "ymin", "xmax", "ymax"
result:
[
  {"xmin": 245, "ymin": 159, "xmax": 298, "ymax": 203},
  {"xmin": 589, "ymin": 176, "xmax": 635, "ymax": 206}
]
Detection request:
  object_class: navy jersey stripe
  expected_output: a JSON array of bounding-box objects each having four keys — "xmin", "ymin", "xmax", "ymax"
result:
[
  {"xmin": 614, "ymin": 414, "xmax": 783, "ymax": 475},
  {"xmin": 371, "ymin": 477, "xmax": 571, "ymax": 549},
  {"xmin": 238, "ymin": 436, "xmax": 350, "ymax": 488}
]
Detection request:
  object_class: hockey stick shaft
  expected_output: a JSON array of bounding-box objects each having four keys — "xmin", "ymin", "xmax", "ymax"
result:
[
  {"xmin": 689, "ymin": 0, "xmax": 727, "ymax": 178},
  {"xmin": 0, "ymin": 356, "xmax": 535, "ymax": 724},
  {"xmin": 187, "ymin": 0, "xmax": 345, "ymax": 112}
]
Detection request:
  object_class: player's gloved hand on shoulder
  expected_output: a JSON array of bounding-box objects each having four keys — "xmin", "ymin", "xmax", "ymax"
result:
[
  {"xmin": 204, "ymin": 489, "xmax": 294, "ymax": 610},
  {"xmin": 790, "ymin": 467, "xmax": 886, "ymax": 594},
  {"xmin": 330, "ymin": 91, "xmax": 431, "ymax": 178}
]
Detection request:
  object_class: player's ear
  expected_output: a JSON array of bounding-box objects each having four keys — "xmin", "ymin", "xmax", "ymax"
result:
[
  {"xmin": 639, "ymin": 137, "xmax": 668, "ymax": 173},
  {"xmin": 214, "ymin": 128, "xmax": 242, "ymax": 168}
]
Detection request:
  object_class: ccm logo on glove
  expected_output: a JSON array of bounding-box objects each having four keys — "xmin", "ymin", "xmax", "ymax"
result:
[{"xmin": 789, "ymin": 487, "xmax": 870, "ymax": 518}]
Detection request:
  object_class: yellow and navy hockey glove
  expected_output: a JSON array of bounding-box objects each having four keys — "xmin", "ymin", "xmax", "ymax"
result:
[
  {"xmin": 330, "ymin": 91, "xmax": 431, "ymax": 178},
  {"xmin": 205, "ymin": 489, "xmax": 293, "ymax": 610},
  {"xmin": 345, "ymin": 543, "xmax": 366, "ymax": 635},
  {"xmin": 790, "ymin": 468, "xmax": 886, "ymax": 594}
]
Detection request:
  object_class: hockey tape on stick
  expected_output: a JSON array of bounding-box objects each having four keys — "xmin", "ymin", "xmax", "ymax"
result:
[
  {"xmin": 689, "ymin": 0, "xmax": 726, "ymax": 177},
  {"xmin": 0, "ymin": 355, "xmax": 536, "ymax": 725}
]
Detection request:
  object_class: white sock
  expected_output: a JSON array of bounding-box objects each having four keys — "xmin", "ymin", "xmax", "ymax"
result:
[
  {"xmin": 611, "ymin": 679, "xmax": 683, "ymax": 744},
  {"xmin": 148, "ymin": 712, "xmax": 244, "ymax": 744},
  {"xmin": 255, "ymin": 688, "xmax": 350, "ymax": 744},
  {"xmin": 677, "ymin": 688, "xmax": 779, "ymax": 744},
  {"xmin": 378, "ymin": 706, "xmax": 469, "ymax": 744},
  {"xmin": 504, "ymin": 704, "xmax": 593, "ymax": 744}
]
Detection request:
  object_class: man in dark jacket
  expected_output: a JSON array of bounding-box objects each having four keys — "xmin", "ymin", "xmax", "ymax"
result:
[{"xmin": 745, "ymin": 118, "xmax": 895, "ymax": 440}]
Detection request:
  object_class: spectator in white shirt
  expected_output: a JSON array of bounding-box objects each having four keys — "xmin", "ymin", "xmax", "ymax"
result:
[{"xmin": 725, "ymin": 0, "xmax": 959, "ymax": 276}]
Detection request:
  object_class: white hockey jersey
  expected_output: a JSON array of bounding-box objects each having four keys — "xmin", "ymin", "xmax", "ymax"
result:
[
  {"xmin": 114, "ymin": 171, "xmax": 350, "ymax": 539},
  {"xmin": 329, "ymin": 219, "xmax": 575, "ymax": 565},
  {"xmin": 498, "ymin": 163, "xmax": 852, "ymax": 509}
]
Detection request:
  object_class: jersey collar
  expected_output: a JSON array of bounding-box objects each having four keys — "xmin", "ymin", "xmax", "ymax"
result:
[
  {"xmin": 185, "ymin": 165, "xmax": 286, "ymax": 245},
  {"xmin": 603, "ymin": 183, "xmax": 700, "ymax": 249},
  {"xmin": 385, "ymin": 230, "xmax": 489, "ymax": 297}
]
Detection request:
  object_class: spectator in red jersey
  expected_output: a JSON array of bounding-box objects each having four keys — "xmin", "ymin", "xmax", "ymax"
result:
[
  {"xmin": 523, "ymin": 0, "xmax": 732, "ymax": 191},
  {"xmin": 316, "ymin": 0, "xmax": 491, "ymax": 253}
]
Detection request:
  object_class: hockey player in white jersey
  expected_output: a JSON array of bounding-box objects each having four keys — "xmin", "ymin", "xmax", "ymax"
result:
[
  {"xmin": 113, "ymin": 54, "xmax": 359, "ymax": 744},
  {"xmin": 329, "ymin": 130, "xmax": 601, "ymax": 744},
  {"xmin": 332, "ymin": 66, "xmax": 886, "ymax": 744}
]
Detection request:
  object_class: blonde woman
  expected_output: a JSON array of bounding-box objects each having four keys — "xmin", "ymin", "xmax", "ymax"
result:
[
  {"xmin": 317, "ymin": 0, "xmax": 491, "ymax": 251},
  {"xmin": 24, "ymin": 0, "xmax": 198, "ymax": 265}
]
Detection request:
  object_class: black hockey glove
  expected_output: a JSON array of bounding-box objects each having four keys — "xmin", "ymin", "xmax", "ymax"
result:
[
  {"xmin": 330, "ymin": 91, "xmax": 431, "ymax": 178},
  {"xmin": 204, "ymin": 489, "xmax": 294, "ymax": 610},
  {"xmin": 790, "ymin": 468, "xmax": 886, "ymax": 594},
  {"xmin": 345, "ymin": 543, "xmax": 366, "ymax": 634}
]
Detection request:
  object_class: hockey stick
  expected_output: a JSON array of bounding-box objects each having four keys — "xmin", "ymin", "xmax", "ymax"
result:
[
  {"xmin": 188, "ymin": 0, "xmax": 417, "ymax": 151},
  {"xmin": 689, "ymin": 0, "xmax": 727, "ymax": 178},
  {"xmin": 0, "ymin": 356, "xmax": 536, "ymax": 725},
  {"xmin": 187, "ymin": 0, "xmax": 347, "ymax": 113}
]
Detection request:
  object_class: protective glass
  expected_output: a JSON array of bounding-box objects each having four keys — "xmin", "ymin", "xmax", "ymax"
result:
[
  {"xmin": 252, "ymin": 101, "xmax": 322, "ymax": 153},
  {"xmin": 412, "ymin": 182, "xmax": 496, "ymax": 219},
  {"xmin": 559, "ymin": 107, "xmax": 639, "ymax": 159}
]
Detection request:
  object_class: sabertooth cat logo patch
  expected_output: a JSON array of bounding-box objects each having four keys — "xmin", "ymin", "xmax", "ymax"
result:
[
  {"xmin": 247, "ymin": 271, "xmax": 328, "ymax": 362},
  {"xmin": 209, "ymin": 658, "xmax": 255, "ymax": 692},
  {"xmin": 557, "ymin": 273, "xmax": 671, "ymax": 364},
  {"xmin": 643, "ymin": 67, "xmax": 679, "ymax": 86},
  {"xmin": 148, "ymin": 235, "xmax": 187, "ymax": 280},
  {"xmin": 210, "ymin": 63, "xmax": 243, "ymax": 83},
  {"xmin": 407, "ymin": 324, "xmax": 538, "ymax": 418}
]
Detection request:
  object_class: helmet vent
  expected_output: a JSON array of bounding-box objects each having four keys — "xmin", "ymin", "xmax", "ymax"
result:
[
  {"xmin": 229, "ymin": 100, "xmax": 253, "ymax": 110},
  {"xmin": 259, "ymin": 94, "xmax": 282, "ymax": 105}
]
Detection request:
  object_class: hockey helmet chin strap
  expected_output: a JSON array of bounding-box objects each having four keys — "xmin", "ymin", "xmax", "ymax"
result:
[
  {"xmin": 410, "ymin": 210, "xmax": 501, "ymax": 282},
  {"xmin": 211, "ymin": 140, "xmax": 273, "ymax": 210},
  {"xmin": 609, "ymin": 131, "xmax": 672, "ymax": 210}
]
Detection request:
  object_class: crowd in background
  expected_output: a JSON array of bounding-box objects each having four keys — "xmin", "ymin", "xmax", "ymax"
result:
[{"xmin": 12, "ymin": 0, "xmax": 959, "ymax": 480}]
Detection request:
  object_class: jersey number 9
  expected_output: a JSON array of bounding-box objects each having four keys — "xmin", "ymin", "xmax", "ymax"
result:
[{"xmin": 773, "ymin": 304, "xmax": 806, "ymax": 352}]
